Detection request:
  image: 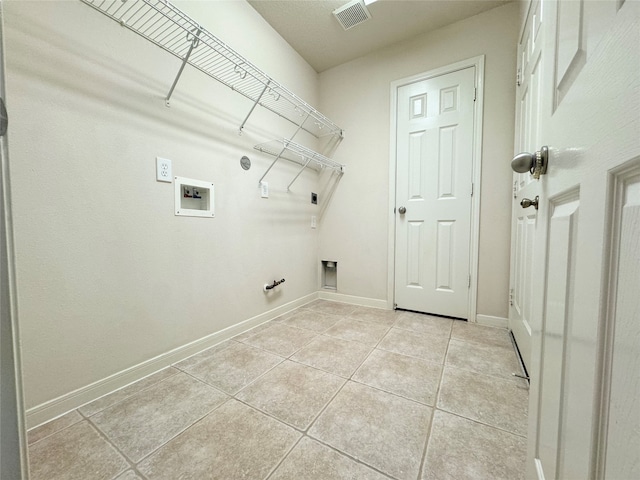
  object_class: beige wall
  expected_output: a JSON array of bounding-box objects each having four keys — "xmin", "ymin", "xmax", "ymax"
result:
[
  {"xmin": 318, "ymin": 2, "xmax": 519, "ymax": 319},
  {"xmin": 5, "ymin": 1, "xmax": 322, "ymax": 411}
]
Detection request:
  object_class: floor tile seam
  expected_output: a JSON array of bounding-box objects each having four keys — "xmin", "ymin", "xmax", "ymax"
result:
[
  {"xmin": 347, "ymin": 332, "xmax": 389, "ymax": 381},
  {"xmin": 77, "ymin": 367, "xmax": 183, "ymax": 418},
  {"xmin": 188, "ymin": 353, "xmax": 286, "ymax": 396},
  {"xmin": 442, "ymin": 363, "xmax": 531, "ymax": 388},
  {"xmin": 298, "ymin": 374, "xmax": 353, "ymax": 435},
  {"xmin": 171, "ymin": 339, "xmax": 241, "ymax": 372},
  {"xmin": 82, "ymin": 415, "xmax": 138, "ymax": 475},
  {"xmin": 233, "ymin": 377, "xmax": 348, "ymax": 434},
  {"xmin": 346, "ymin": 377, "xmax": 436, "ymax": 408},
  {"xmin": 262, "ymin": 433, "xmax": 305, "ymax": 480},
  {"xmin": 441, "ymin": 361, "xmax": 528, "ymax": 386},
  {"xmin": 390, "ymin": 324, "xmax": 453, "ymax": 338},
  {"xmin": 176, "ymin": 368, "xmax": 236, "ymax": 398},
  {"xmin": 27, "ymin": 411, "xmax": 85, "ymax": 447},
  {"xmin": 448, "ymin": 336, "xmax": 516, "ymax": 351},
  {"xmin": 431, "ymin": 407, "xmax": 528, "ymax": 439},
  {"xmin": 129, "ymin": 395, "xmax": 234, "ymax": 468},
  {"xmin": 239, "ymin": 332, "xmax": 320, "ymax": 359},
  {"xmin": 417, "ymin": 335, "xmax": 450, "ymax": 480},
  {"xmin": 375, "ymin": 344, "xmax": 447, "ymax": 365},
  {"xmin": 369, "ymin": 345, "xmax": 448, "ymax": 368},
  {"xmin": 285, "ymin": 355, "xmax": 354, "ymax": 380},
  {"xmin": 300, "ymin": 433, "xmax": 399, "ymax": 480}
]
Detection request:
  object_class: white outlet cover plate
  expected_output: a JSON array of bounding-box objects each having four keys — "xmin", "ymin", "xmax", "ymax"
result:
[
  {"xmin": 156, "ymin": 157, "xmax": 172, "ymax": 182},
  {"xmin": 260, "ymin": 181, "xmax": 269, "ymax": 198}
]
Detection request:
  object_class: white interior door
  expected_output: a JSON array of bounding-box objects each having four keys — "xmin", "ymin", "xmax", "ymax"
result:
[
  {"xmin": 509, "ymin": 0, "xmax": 545, "ymax": 373},
  {"xmin": 394, "ymin": 66, "xmax": 475, "ymax": 319},
  {"xmin": 522, "ymin": 0, "xmax": 640, "ymax": 478},
  {"xmin": 0, "ymin": 1, "xmax": 30, "ymax": 477}
]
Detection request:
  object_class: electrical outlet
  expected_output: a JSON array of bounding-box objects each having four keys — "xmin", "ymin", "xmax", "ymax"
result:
[
  {"xmin": 156, "ymin": 157, "xmax": 172, "ymax": 182},
  {"xmin": 260, "ymin": 181, "xmax": 269, "ymax": 198},
  {"xmin": 311, "ymin": 215, "xmax": 317, "ymax": 229}
]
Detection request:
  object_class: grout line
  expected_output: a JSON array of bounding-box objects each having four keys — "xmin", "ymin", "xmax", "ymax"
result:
[
  {"xmin": 84, "ymin": 415, "xmax": 138, "ymax": 475},
  {"xmin": 417, "ymin": 318, "xmax": 453, "ymax": 480}
]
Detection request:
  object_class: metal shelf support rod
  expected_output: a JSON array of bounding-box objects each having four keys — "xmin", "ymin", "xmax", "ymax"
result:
[
  {"xmin": 239, "ymin": 81, "xmax": 270, "ymax": 134},
  {"xmin": 165, "ymin": 28, "xmax": 201, "ymax": 106},
  {"xmin": 287, "ymin": 156, "xmax": 312, "ymax": 191}
]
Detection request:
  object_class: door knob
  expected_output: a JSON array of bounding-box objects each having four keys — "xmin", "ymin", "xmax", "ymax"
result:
[
  {"xmin": 511, "ymin": 146, "xmax": 548, "ymax": 179},
  {"xmin": 398, "ymin": 206, "xmax": 406, "ymax": 214},
  {"xmin": 520, "ymin": 196, "xmax": 539, "ymax": 210}
]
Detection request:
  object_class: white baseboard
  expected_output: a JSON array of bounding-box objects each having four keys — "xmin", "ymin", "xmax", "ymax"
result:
[
  {"xmin": 26, "ymin": 292, "xmax": 318, "ymax": 429},
  {"xmin": 317, "ymin": 291, "xmax": 389, "ymax": 309},
  {"xmin": 476, "ymin": 314, "xmax": 508, "ymax": 329}
]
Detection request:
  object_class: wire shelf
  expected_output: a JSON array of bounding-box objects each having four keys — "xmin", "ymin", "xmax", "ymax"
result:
[
  {"xmin": 255, "ymin": 139, "xmax": 345, "ymax": 173},
  {"xmin": 80, "ymin": 0, "xmax": 344, "ymax": 139}
]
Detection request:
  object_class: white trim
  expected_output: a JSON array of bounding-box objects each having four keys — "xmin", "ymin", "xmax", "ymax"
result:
[
  {"xmin": 26, "ymin": 292, "xmax": 318, "ymax": 429},
  {"xmin": 476, "ymin": 314, "xmax": 509, "ymax": 329},
  {"xmin": 318, "ymin": 291, "xmax": 389, "ymax": 309},
  {"xmin": 388, "ymin": 55, "xmax": 485, "ymax": 320}
]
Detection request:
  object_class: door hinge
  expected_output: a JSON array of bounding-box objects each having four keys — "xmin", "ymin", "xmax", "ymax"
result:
[
  {"xmin": 471, "ymin": 183, "xmax": 474, "ymax": 197},
  {"xmin": 509, "ymin": 288, "xmax": 514, "ymax": 306},
  {"xmin": 468, "ymin": 275, "xmax": 471, "ymax": 288},
  {"xmin": 473, "ymin": 87, "xmax": 477, "ymax": 102},
  {"xmin": 516, "ymin": 67, "xmax": 522, "ymax": 87}
]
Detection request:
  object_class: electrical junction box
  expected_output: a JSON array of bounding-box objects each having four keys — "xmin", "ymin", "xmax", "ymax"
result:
[{"xmin": 174, "ymin": 176, "xmax": 214, "ymax": 217}]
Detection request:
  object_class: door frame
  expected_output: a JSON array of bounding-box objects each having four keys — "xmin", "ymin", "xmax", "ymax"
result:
[{"xmin": 387, "ymin": 56, "xmax": 484, "ymax": 321}]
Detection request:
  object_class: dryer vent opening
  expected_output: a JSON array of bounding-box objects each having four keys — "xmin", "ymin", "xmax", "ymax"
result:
[{"xmin": 333, "ymin": 0, "xmax": 372, "ymax": 31}]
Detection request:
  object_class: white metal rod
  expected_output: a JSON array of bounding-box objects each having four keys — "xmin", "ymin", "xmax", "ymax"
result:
[
  {"xmin": 165, "ymin": 29, "xmax": 200, "ymax": 105},
  {"xmin": 287, "ymin": 157, "xmax": 312, "ymax": 191},
  {"xmin": 258, "ymin": 148, "xmax": 285, "ymax": 185},
  {"xmin": 239, "ymin": 81, "xmax": 270, "ymax": 133}
]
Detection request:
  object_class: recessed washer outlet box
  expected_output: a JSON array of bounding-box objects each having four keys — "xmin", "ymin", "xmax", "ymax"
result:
[{"xmin": 333, "ymin": 0, "xmax": 371, "ymax": 31}]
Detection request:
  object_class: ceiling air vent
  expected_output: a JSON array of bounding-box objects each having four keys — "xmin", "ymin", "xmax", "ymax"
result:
[{"xmin": 333, "ymin": 0, "xmax": 372, "ymax": 31}]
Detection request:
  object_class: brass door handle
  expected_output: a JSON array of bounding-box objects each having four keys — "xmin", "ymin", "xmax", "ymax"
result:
[{"xmin": 520, "ymin": 196, "xmax": 539, "ymax": 210}]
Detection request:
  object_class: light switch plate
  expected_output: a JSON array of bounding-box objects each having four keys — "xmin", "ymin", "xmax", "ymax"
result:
[
  {"xmin": 156, "ymin": 157, "xmax": 172, "ymax": 182},
  {"xmin": 260, "ymin": 181, "xmax": 269, "ymax": 198},
  {"xmin": 311, "ymin": 215, "xmax": 317, "ymax": 229}
]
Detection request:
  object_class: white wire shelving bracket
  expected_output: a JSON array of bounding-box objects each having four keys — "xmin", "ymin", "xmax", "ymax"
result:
[
  {"xmin": 254, "ymin": 139, "xmax": 344, "ymax": 191},
  {"xmin": 80, "ymin": 0, "xmax": 344, "ymax": 140}
]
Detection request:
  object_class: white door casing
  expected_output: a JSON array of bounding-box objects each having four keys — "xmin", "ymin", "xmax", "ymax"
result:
[
  {"xmin": 509, "ymin": 0, "xmax": 545, "ymax": 373},
  {"xmin": 393, "ymin": 64, "xmax": 478, "ymax": 319},
  {"xmin": 519, "ymin": 0, "xmax": 640, "ymax": 479}
]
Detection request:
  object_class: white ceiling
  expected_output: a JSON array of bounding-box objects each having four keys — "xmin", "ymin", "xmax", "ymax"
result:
[{"xmin": 247, "ymin": 0, "xmax": 512, "ymax": 72}]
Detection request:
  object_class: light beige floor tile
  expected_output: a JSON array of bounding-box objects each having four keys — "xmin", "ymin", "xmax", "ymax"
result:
[
  {"xmin": 241, "ymin": 323, "xmax": 317, "ymax": 357},
  {"xmin": 290, "ymin": 335, "xmax": 372, "ymax": 378},
  {"xmin": 28, "ymin": 410, "xmax": 83, "ymax": 445},
  {"xmin": 79, "ymin": 367, "xmax": 180, "ymax": 417},
  {"xmin": 309, "ymin": 381, "xmax": 432, "ymax": 480},
  {"xmin": 115, "ymin": 470, "xmax": 144, "ymax": 480},
  {"xmin": 236, "ymin": 360, "xmax": 345, "ymax": 430},
  {"xmin": 138, "ymin": 399, "xmax": 300, "ymax": 480},
  {"xmin": 353, "ymin": 349, "xmax": 442, "ymax": 405},
  {"xmin": 451, "ymin": 321, "xmax": 513, "ymax": 348},
  {"xmin": 303, "ymin": 300, "xmax": 359, "ymax": 316},
  {"xmin": 422, "ymin": 410, "xmax": 526, "ymax": 480},
  {"xmin": 28, "ymin": 421, "xmax": 128, "ymax": 480},
  {"xmin": 270, "ymin": 437, "xmax": 391, "ymax": 480},
  {"xmin": 324, "ymin": 318, "xmax": 391, "ymax": 347},
  {"xmin": 280, "ymin": 309, "xmax": 341, "ymax": 333},
  {"xmin": 173, "ymin": 340, "xmax": 236, "ymax": 371},
  {"xmin": 347, "ymin": 307, "xmax": 401, "ymax": 326},
  {"xmin": 394, "ymin": 311, "xmax": 453, "ymax": 338},
  {"xmin": 438, "ymin": 366, "xmax": 528, "ymax": 436},
  {"xmin": 377, "ymin": 328, "xmax": 449, "ymax": 364},
  {"xmin": 232, "ymin": 322, "xmax": 275, "ymax": 342},
  {"xmin": 90, "ymin": 372, "xmax": 227, "ymax": 463},
  {"xmin": 181, "ymin": 341, "xmax": 284, "ymax": 394},
  {"xmin": 446, "ymin": 338, "xmax": 521, "ymax": 381}
]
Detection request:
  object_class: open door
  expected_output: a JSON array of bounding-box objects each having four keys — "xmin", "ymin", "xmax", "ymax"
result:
[
  {"xmin": 0, "ymin": 1, "xmax": 30, "ymax": 477},
  {"xmin": 517, "ymin": 0, "xmax": 640, "ymax": 478}
]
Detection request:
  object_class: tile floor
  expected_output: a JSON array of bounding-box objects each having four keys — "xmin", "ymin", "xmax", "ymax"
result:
[{"xmin": 27, "ymin": 300, "xmax": 529, "ymax": 480}]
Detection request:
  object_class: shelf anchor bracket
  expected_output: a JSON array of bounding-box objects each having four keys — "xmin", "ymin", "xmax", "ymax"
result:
[
  {"xmin": 165, "ymin": 27, "xmax": 201, "ymax": 107},
  {"xmin": 239, "ymin": 81, "xmax": 270, "ymax": 135}
]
